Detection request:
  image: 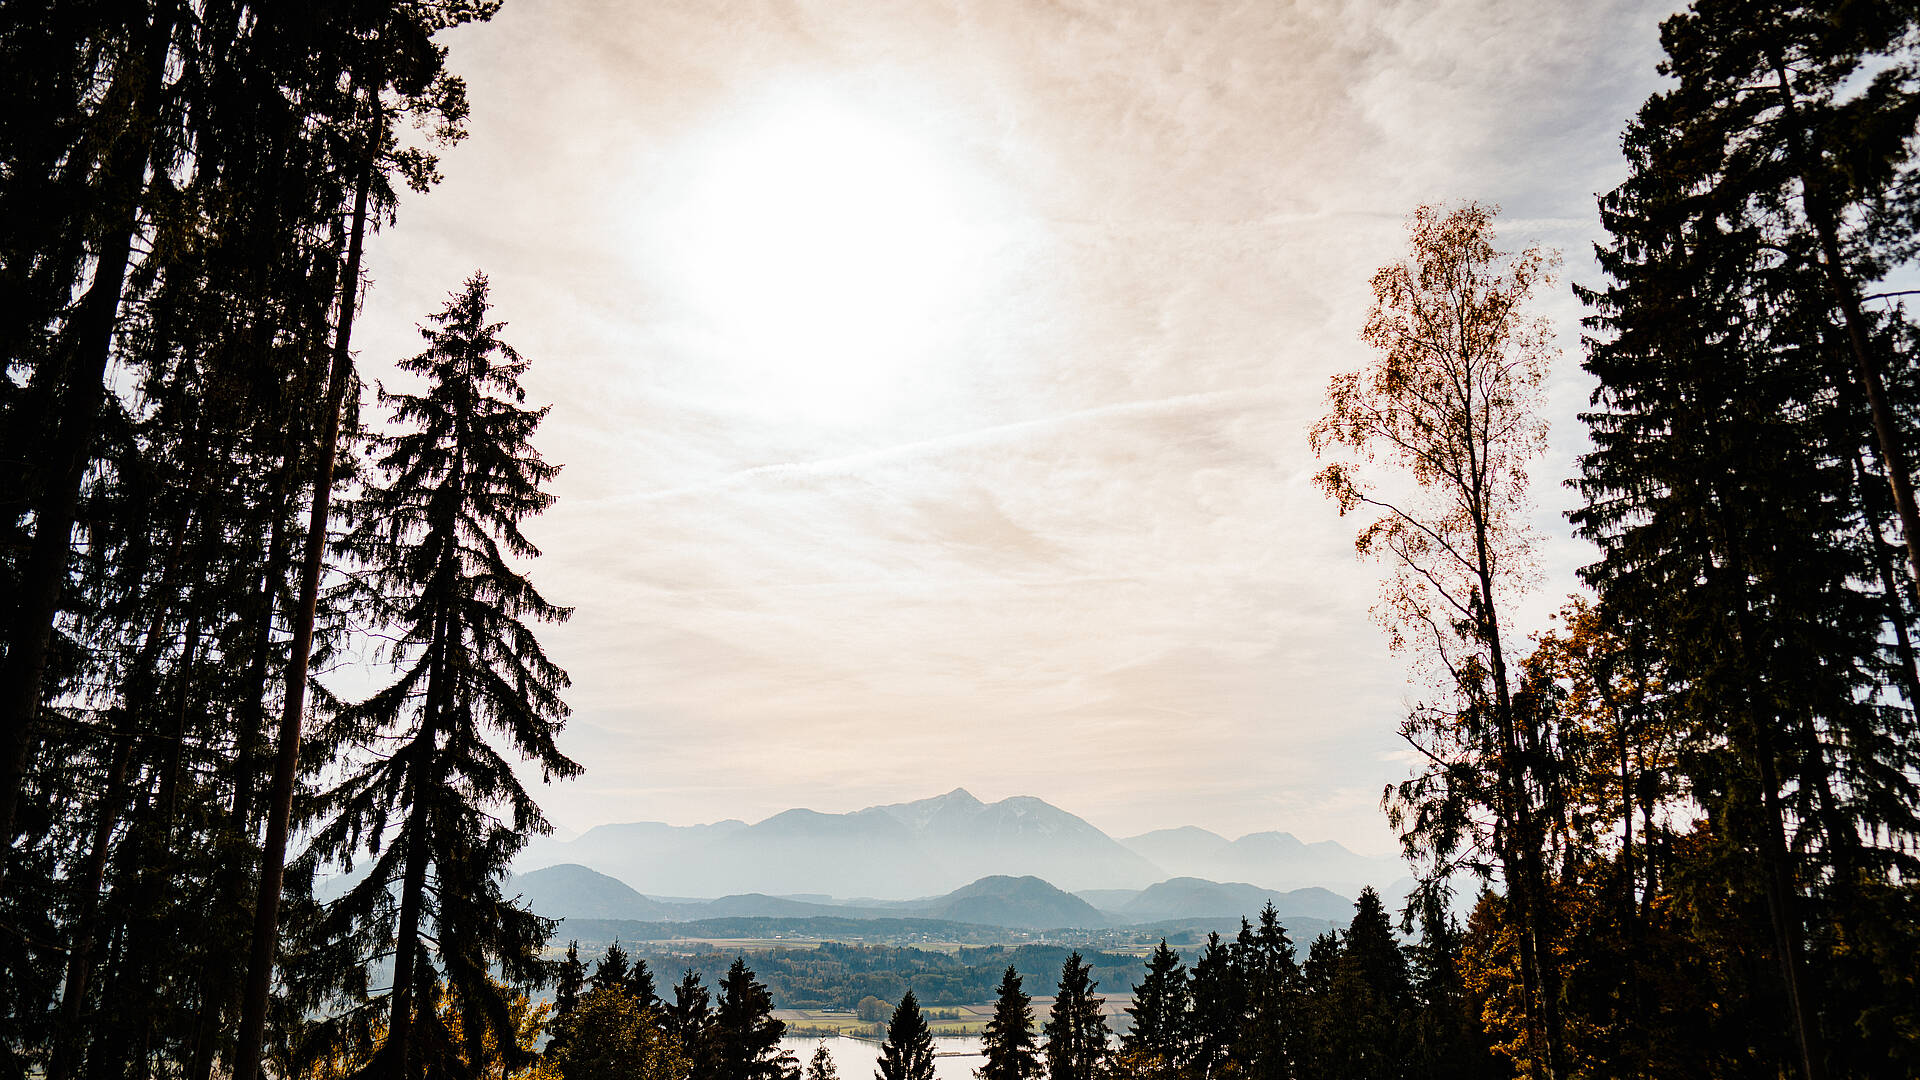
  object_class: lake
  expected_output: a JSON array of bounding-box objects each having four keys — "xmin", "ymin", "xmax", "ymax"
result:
[{"xmin": 781, "ymin": 1035, "xmax": 984, "ymax": 1080}]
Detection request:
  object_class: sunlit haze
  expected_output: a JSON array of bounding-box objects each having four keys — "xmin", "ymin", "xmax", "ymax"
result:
[
  {"xmin": 351, "ymin": 0, "xmax": 1678, "ymax": 853},
  {"xmin": 654, "ymin": 85, "xmax": 1008, "ymax": 421}
]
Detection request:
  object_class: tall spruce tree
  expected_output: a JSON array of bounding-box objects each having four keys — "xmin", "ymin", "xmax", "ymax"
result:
[
  {"xmin": 713, "ymin": 957, "xmax": 796, "ymax": 1080},
  {"xmin": 1234, "ymin": 905, "xmax": 1301, "ymax": 1080},
  {"xmin": 977, "ymin": 966, "xmax": 1041, "ymax": 1080},
  {"xmin": 1575, "ymin": 6, "xmax": 1920, "ymax": 1077},
  {"xmin": 1043, "ymin": 952, "xmax": 1110, "ymax": 1080},
  {"xmin": 1120, "ymin": 941, "xmax": 1191, "ymax": 1077},
  {"xmin": 665, "ymin": 967, "xmax": 719, "ymax": 1078},
  {"xmin": 628, "ymin": 957, "xmax": 662, "ymax": 1015},
  {"xmin": 876, "ymin": 991, "xmax": 936, "ymax": 1080},
  {"xmin": 290, "ymin": 272, "xmax": 578, "ymax": 1078},
  {"xmin": 1187, "ymin": 933, "xmax": 1244, "ymax": 1080}
]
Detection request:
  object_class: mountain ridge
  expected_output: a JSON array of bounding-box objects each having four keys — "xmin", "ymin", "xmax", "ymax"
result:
[
  {"xmin": 517, "ymin": 788, "xmax": 1166, "ymax": 896},
  {"xmin": 516, "ymin": 788, "xmax": 1401, "ymax": 900},
  {"xmin": 508, "ymin": 864, "xmax": 1365, "ymax": 932}
]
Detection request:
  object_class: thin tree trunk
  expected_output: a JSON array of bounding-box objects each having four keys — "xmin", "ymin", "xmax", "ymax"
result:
[
  {"xmin": 47, "ymin": 455, "xmax": 203, "ymax": 1080},
  {"xmin": 1721, "ymin": 521, "xmax": 1824, "ymax": 1080},
  {"xmin": 231, "ymin": 128, "xmax": 378, "ymax": 1080},
  {"xmin": 1753, "ymin": 729, "xmax": 1824, "ymax": 1080},
  {"xmin": 1468, "ymin": 494, "xmax": 1564, "ymax": 1080},
  {"xmin": 45, "ymin": 732, "xmax": 133, "ymax": 1080},
  {"xmin": 1853, "ymin": 452, "xmax": 1920, "ymax": 706},
  {"xmin": 386, "ymin": 600, "xmax": 451, "ymax": 1080},
  {"xmin": 1769, "ymin": 53, "xmax": 1920, "ymax": 592},
  {"xmin": 193, "ymin": 233, "xmax": 339, "ymax": 1080},
  {"xmin": 385, "ymin": 749, "xmax": 436, "ymax": 1079},
  {"xmin": 0, "ymin": 0, "xmax": 178, "ymax": 877}
]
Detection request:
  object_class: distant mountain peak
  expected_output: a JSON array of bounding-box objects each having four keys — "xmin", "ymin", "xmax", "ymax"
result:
[
  {"xmin": 515, "ymin": 791, "xmax": 1396, "ymax": 900},
  {"xmin": 1124, "ymin": 825, "xmax": 1231, "ymax": 845},
  {"xmin": 869, "ymin": 787, "xmax": 986, "ymax": 829}
]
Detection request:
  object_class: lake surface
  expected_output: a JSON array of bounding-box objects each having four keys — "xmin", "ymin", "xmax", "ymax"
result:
[{"xmin": 781, "ymin": 1035, "xmax": 984, "ymax": 1080}]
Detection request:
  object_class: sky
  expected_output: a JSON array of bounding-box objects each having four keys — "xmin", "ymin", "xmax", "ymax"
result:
[{"xmin": 346, "ymin": 0, "xmax": 1679, "ymax": 854}]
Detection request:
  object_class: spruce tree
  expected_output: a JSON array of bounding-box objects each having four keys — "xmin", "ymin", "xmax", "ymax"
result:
[
  {"xmin": 1342, "ymin": 889, "xmax": 1412, "ymax": 1012},
  {"xmin": 714, "ymin": 956, "xmax": 797, "ymax": 1080},
  {"xmin": 1121, "ymin": 940, "xmax": 1191, "ymax": 1077},
  {"xmin": 1295, "ymin": 931, "xmax": 1344, "ymax": 1079},
  {"xmin": 665, "ymin": 967, "xmax": 717, "ymax": 1075},
  {"xmin": 1235, "ymin": 905, "xmax": 1301, "ymax": 1080},
  {"xmin": 876, "ymin": 991, "xmax": 936, "ymax": 1080},
  {"xmin": 1320, "ymin": 888, "xmax": 1414, "ymax": 1080},
  {"xmin": 549, "ymin": 940, "xmax": 587, "ymax": 1062},
  {"xmin": 1405, "ymin": 900, "xmax": 1494, "ymax": 1079},
  {"xmin": 977, "ymin": 965, "xmax": 1040, "ymax": 1080},
  {"xmin": 628, "ymin": 956, "xmax": 662, "ymax": 1014},
  {"xmin": 1575, "ymin": 7, "xmax": 1920, "ymax": 1075},
  {"xmin": 1187, "ymin": 933, "xmax": 1244, "ymax": 1080},
  {"xmin": 806, "ymin": 1044, "xmax": 840, "ymax": 1080},
  {"xmin": 593, "ymin": 941, "xmax": 634, "ymax": 994},
  {"xmin": 292, "ymin": 272, "xmax": 579, "ymax": 1078},
  {"xmin": 1043, "ymin": 951, "xmax": 1110, "ymax": 1080}
]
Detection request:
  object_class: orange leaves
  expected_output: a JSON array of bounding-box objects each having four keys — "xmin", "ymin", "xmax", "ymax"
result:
[{"xmin": 1311, "ymin": 202, "xmax": 1560, "ymax": 682}]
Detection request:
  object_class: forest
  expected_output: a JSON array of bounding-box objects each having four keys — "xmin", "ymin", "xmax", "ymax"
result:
[
  {"xmin": 541, "ymin": 892, "xmax": 1489, "ymax": 1080},
  {"xmin": 2, "ymin": 1, "xmax": 1919, "ymax": 1079},
  {"xmin": 608, "ymin": 940, "xmax": 1151, "ymax": 1012}
]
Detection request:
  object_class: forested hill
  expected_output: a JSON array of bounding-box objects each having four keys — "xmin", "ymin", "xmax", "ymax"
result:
[{"xmin": 622, "ymin": 941, "xmax": 1151, "ymax": 1011}]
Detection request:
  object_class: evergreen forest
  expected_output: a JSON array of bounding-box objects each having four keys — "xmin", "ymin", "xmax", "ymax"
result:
[{"xmin": 2, "ymin": 1, "xmax": 1920, "ymax": 1079}]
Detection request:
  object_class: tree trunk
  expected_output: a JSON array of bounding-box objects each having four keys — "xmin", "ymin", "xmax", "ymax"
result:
[
  {"xmin": 0, "ymin": 0, "xmax": 178, "ymax": 878},
  {"xmin": 386, "ymin": 598, "xmax": 452, "ymax": 1080},
  {"xmin": 1721, "ymin": 522, "xmax": 1824, "ymax": 1080},
  {"xmin": 231, "ymin": 126, "xmax": 377, "ymax": 1080},
  {"xmin": 385, "ymin": 747, "xmax": 437, "ymax": 1080},
  {"xmin": 45, "ymin": 732, "xmax": 133, "ymax": 1080},
  {"xmin": 1853, "ymin": 452, "xmax": 1920, "ymax": 707},
  {"xmin": 1769, "ymin": 53, "xmax": 1920, "ymax": 592},
  {"xmin": 1469, "ymin": 502, "xmax": 1564, "ymax": 1080}
]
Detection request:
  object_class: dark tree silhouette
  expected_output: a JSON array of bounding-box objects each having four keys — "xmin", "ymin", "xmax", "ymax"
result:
[
  {"xmin": 291, "ymin": 273, "xmax": 578, "ymax": 1078},
  {"xmin": 876, "ymin": 990, "xmax": 936, "ymax": 1080},
  {"xmin": 1120, "ymin": 940, "xmax": 1191, "ymax": 1077},
  {"xmin": 1043, "ymin": 951, "xmax": 1110, "ymax": 1080},
  {"xmin": 714, "ymin": 957, "xmax": 797, "ymax": 1080},
  {"xmin": 977, "ymin": 966, "xmax": 1040, "ymax": 1080}
]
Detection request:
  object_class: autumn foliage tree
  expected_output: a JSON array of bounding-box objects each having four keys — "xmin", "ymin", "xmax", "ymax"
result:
[{"xmin": 1311, "ymin": 202, "xmax": 1566, "ymax": 1078}]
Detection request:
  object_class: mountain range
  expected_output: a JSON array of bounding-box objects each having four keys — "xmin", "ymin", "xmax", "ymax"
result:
[
  {"xmin": 509, "ymin": 863, "xmax": 1115, "ymax": 929},
  {"xmin": 1118, "ymin": 825, "xmax": 1406, "ymax": 893},
  {"xmin": 517, "ymin": 788, "xmax": 1162, "ymax": 896},
  {"xmin": 510, "ymin": 780, "xmax": 1413, "ymax": 914}
]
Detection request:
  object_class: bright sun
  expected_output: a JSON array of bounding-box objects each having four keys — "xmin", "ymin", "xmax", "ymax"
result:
[{"xmin": 659, "ymin": 89, "xmax": 992, "ymax": 421}]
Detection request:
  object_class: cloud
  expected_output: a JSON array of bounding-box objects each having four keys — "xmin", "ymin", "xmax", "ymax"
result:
[{"xmin": 345, "ymin": 0, "xmax": 1679, "ymax": 850}]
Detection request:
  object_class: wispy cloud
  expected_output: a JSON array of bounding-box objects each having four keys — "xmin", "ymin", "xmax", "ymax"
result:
[{"xmin": 348, "ymin": 0, "xmax": 1677, "ymax": 850}]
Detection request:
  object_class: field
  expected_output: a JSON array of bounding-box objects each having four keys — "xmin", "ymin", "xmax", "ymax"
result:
[{"xmin": 774, "ymin": 996, "xmax": 1134, "ymax": 1039}]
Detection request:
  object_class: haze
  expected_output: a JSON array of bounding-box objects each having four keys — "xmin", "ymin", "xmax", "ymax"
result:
[{"xmin": 347, "ymin": 0, "xmax": 1676, "ymax": 852}]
